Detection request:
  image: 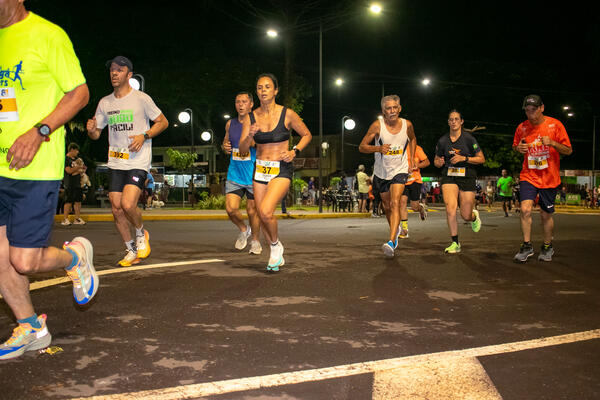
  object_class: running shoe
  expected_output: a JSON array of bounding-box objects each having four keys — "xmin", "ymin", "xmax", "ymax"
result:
[
  {"xmin": 118, "ymin": 249, "xmax": 140, "ymax": 267},
  {"xmin": 61, "ymin": 218, "xmax": 71, "ymax": 226},
  {"xmin": 73, "ymin": 218, "xmax": 86, "ymax": 225},
  {"xmin": 235, "ymin": 227, "xmax": 252, "ymax": 250},
  {"xmin": 267, "ymin": 241, "xmax": 285, "ymax": 272},
  {"xmin": 419, "ymin": 203, "xmax": 427, "ymax": 220},
  {"xmin": 444, "ymin": 241, "xmax": 461, "ymax": 253},
  {"xmin": 382, "ymin": 240, "xmax": 397, "ymax": 258},
  {"xmin": 136, "ymin": 229, "xmax": 151, "ymax": 259},
  {"xmin": 513, "ymin": 243, "xmax": 534, "ymax": 263},
  {"xmin": 63, "ymin": 237, "xmax": 98, "ymax": 305},
  {"xmin": 471, "ymin": 209, "xmax": 481, "ymax": 233},
  {"xmin": 538, "ymin": 243, "xmax": 554, "ymax": 262},
  {"xmin": 0, "ymin": 314, "xmax": 51, "ymax": 360},
  {"xmin": 398, "ymin": 228, "xmax": 409, "ymax": 239},
  {"xmin": 248, "ymin": 239, "xmax": 262, "ymax": 255}
]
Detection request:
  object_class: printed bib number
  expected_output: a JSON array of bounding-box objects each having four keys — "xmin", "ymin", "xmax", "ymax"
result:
[
  {"xmin": 384, "ymin": 146, "xmax": 404, "ymax": 157},
  {"xmin": 447, "ymin": 167, "xmax": 466, "ymax": 177},
  {"xmin": 527, "ymin": 155, "xmax": 548, "ymax": 170},
  {"xmin": 254, "ymin": 159, "xmax": 280, "ymax": 182},
  {"xmin": 0, "ymin": 88, "xmax": 19, "ymax": 122},
  {"xmin": 109, "ymin": 146, "xmax": 130, "ymax": 160},
  {"xmin": 232, "ymin": 147, "xmax": 251, "ymax": 161}
]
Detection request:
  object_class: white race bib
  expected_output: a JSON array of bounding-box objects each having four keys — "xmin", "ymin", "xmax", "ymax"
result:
[
  {"xmin": 0, "ymin": 87, "xmax": 19, "ymax": 122},
  {"xmin": 527, "ymin": 155, "xmax": 549, "ymax": 170},
  {"xmin": 447, "ymin": 167, "xmax": 466, "ymax": 177},
  {"xmin": 232, "ymin": 147, "xmax": 252, "ymax": 161},
  {"xmin": 108, "ymin": 146, "xmax": 130, "ymax": 160},
  {"xmin": 254, "ymin": 159, "xmax": 280, "ymax": 182}
]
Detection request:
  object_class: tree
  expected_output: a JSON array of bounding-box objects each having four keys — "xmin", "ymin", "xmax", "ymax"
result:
[{"xmin": 166, "ymin": 148, "xmax": 198, "ymax": 207}]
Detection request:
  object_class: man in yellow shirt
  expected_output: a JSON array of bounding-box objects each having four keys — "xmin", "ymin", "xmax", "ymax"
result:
[{"xmin": 0, "ymin": 0, "xmax": 98, "ymax": 360}]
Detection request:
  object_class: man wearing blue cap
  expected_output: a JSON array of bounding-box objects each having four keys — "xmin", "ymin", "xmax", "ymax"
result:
[{"xmin": 86, "ymin": 56, "xmax": 168, "ymax": 267}]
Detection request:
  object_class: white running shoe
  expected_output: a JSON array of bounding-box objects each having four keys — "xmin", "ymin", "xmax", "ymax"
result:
[
  {"xmin": 249, "ymin": 240, "xmax": 262, "ymax": 255},
  {"xmin": 235, "ymin": 227, "xmax": 252, "ymax": 250},
  {"xmin": 419, "ymin": 203, "xmax": 427, "ymax": 220},
  {"xmin": 73, "ymin": 218, "xmax": 86, "ymax": 225},
  {"xmin": 118, "ymin": 249, "xmax": 139, "ymax": 267},
  {"xmin": 267, "ymin": 241, "xmax": 285, "ymax": 272},
  {"xmin": 61, "ymin": 219, "xmax": 71, "ymax": 226}
]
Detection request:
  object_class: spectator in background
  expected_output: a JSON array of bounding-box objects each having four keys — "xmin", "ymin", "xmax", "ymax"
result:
[
  {"xmin": 560, "ymin": 185, "xmax": 567, "ymax": 206},
  {"xmin": 486, "ymin": 180, "xmax": 495, "ymax": 211},
  {"xmin": 356, "ymin": 165, "xmax": 369, "ymax": 212},
  {"xmin": 188, "ymin": 179, "xmax": 197, "ymax": 208},
  {"xmin": 307, "ymin": 176, "xmax": 316, "ymax": 205},
  {"xmin": 161, "ymin": 180, "xmax": 171, "ymax": 204},
  {"xmin": 62, "ymin": 143, "xmax": 86, "ymax": 225},
  {"xmin": 144, "ymin": 169, "xmax": 155, "ymax": 210}
]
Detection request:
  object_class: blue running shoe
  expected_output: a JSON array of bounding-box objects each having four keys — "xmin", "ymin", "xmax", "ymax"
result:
[
  {"xmin": 382, "ymin": 240, "xmax": 397, "ymax": 258},
  {"xmin": 0, "ymin": 314, "xmax": 51, "ymax": 360},
  {"xmin": 64, "ymin": 237, "xmax": 98, "ymax": 305}
]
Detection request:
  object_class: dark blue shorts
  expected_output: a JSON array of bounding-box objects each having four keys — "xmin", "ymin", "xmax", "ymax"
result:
[
  {"xmin": 0, "ymin": 177, "xmax": 60, "ymax": 248},
  {"xmin": 519, "ymin": 180, "xmax": 558, "ymax": 214},
  {"xmin": 373, "ymin": 173, "xmax": 408, "ymax": 194}
]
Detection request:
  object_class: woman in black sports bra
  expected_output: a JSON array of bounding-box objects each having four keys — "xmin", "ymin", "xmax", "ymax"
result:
[{"xmin": 239, "ymin": 73, "xmax": 312, "ymax": 272}]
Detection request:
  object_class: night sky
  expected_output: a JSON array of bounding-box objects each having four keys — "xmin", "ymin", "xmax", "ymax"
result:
[{"xmin": 25, "ymin": 0, "xmax": 600, "ymax": 171}]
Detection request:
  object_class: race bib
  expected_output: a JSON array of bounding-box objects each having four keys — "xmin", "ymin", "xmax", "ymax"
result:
[
  {"xmin": 108, "ymin": 146, "xmax": 130, "ymax": 160},
  {"xmin": 527, "ymin": 155, "xmax": 548, "ymax": 170},
  {"xmin": 447, "ymin": 167, "xmax": 466, "ymax": 177},
  {"xmin": 254, "ymin": 159, "xmax": 280, "ymax": 182},
  {"xmin": 384, "ymin": 146, "xmax": 404, "ymax": 158},
  {"xmin": 232, "ymin": 147, "xmax": 251, "ymax": 161},
  {"xmin": 0, "ymin": 88, "xmax": 19, "ymax": 122}
]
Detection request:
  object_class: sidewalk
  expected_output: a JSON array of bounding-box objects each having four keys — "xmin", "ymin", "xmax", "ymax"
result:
[{"xmin": 55, "ymin": 204, "xmax": 599, "ymax": 223}]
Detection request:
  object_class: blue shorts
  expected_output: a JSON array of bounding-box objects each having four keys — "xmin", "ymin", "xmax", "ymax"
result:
[
  {"xmin": 519, "ymin": 180, "xmax": 558, "ymax": 214},
  {"xmin": 0, "ymin": 177, "xmax": 60, "ymax": 248},
  {"xmin": 373, "ymin": 173, "xmax": 408, "ymax": 194}
]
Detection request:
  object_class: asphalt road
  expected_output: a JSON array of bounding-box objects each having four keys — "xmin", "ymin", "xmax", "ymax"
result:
[{"xmin": 1, "ymin": 209, "xmax": 599, "ymax": 399}]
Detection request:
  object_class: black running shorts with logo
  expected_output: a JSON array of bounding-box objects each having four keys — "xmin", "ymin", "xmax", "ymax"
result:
[
  {"xmin": 519, "ymin": 180, "xmax": 558, "ymax": 214},
  {"xmin": 108, "ymin": 168, "xmax": 148, "ymax": 192},
  {"xmin": 402, "ymin": 182, "xmax": 422, "ymax": 201},
  {"xmin": 0, "ymin": 177, "xmax": 60, "ymax": 248},
  {"xmin": 65, "ymin": 185, "xmax": 83, "ymax": 203},
  {"xmin": 372, "ymin": 173, "xmax": 408, "ymax": 194},
  {"xmin": 440, "ymin": 175, "xmax": 476, "ymax": 192}
]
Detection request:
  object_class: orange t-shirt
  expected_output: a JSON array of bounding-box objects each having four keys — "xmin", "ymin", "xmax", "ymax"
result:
[
  {"xmin": 406, "ymin": 145, "xmax": 428, "ymax": 185},
  {"xmin": 512, "ymin": 116, "xmax": 571, "ymax": 188}
]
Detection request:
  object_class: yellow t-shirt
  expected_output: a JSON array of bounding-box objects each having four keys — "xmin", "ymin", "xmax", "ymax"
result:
[{"xmin": 0, "ymin": 12, "xmax": 86, "ymax": 180}]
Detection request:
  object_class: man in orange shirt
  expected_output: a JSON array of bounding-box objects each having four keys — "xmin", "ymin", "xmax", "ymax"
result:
[
  {"xmin": 398, "ymin": 145, "xmax": 430, "ymax": 238},
  {"xmin": 512, "ymin": 95, "xmax": 572, "ymax": 263}
]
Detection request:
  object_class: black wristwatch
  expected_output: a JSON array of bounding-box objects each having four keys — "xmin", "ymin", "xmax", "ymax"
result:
[
  {"xmin": 35, "ymin": 123, "xmax": 51, "ymax": 141},
  {"xmin": 144, "ymin": 133, "xmax": 151, "ymax": 140},
  {"xmin": 293, "ymin": 145, "xmax": 300, "ymax": 156}
]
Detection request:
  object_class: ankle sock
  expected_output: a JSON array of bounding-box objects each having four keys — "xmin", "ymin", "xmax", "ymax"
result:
[
  {"xmin": 18, "ymin": 314, "xmax": 41, "ymax": 329},
  {"xmin": 452, "ymin": 235, "xmax": 459, "ymax": 244},
  {"xmin": 135, "ymin": 226, "xmax": 144, "ymax": 237},
  {"xmin": 125, "ymin": 240, "xmax": 135, "ymax": 251}
]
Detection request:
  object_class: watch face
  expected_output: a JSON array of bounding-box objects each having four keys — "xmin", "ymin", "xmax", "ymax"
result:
[{"xmin": 38, "ymin": 124, "xmax": 51, "ymax": 136}]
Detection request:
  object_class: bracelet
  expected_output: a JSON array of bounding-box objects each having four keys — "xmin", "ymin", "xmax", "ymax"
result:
[{"xmin": 465, "ymin": 156, "xmax": 469, "ymax": 163}]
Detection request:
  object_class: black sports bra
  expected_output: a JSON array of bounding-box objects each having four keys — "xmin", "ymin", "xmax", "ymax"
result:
[{"xmin": 250, "ymin": 107, "xmax": 291, "ymax": 144}]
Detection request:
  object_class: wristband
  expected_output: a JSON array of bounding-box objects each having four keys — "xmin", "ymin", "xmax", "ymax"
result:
[{"xmin": 144, "ymin": 133, "xmax": 150, "ymax": 140}]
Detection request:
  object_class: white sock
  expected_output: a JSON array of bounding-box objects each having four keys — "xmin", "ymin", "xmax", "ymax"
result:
[{"xmin": 135, "ymin": 226, "xmax": 144, "ymax": 237}]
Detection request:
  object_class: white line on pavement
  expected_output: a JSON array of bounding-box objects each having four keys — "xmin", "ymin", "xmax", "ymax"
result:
[
  {"xmin": 72, "ymin": 328, "xmax": 600, "ymax": 400},
  {"xmin": 0, "ymin": 259, "xmax": 224, "ymax": 299}
]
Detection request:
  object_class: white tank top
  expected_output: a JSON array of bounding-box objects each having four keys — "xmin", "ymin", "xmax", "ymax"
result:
[{"xmin": 373, "ymin": 116, "xmax": 409, "ymax": 179}]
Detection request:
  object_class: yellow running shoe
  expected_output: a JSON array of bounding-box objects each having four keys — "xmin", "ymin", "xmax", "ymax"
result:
[
  {"xmin": 136, "ymin": 229, "xmax": 151, "ymax": 259},
  {"xmin": 118, "ymin": 249, "xmax": 140, "ymax": 267}
]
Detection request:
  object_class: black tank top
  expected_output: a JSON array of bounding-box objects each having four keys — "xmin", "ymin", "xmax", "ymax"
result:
[{"xmin": 250, "ymin": 107, "xmax": 291, "ymax": 144}]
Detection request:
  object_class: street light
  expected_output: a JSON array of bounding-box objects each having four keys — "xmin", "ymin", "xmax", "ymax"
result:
[
  {"xmin": 267, "ymin": 29, "xmax": 278, "ymax": 38},
  {"xmin": 223, "ymin": 114, "xmax": 231, "ymax": 120},
  {"xmin": 202, "ymin": 129, "xmax": 216, "ymax": 175},
  {"xmin": 369, "ymin": 3, "xmax": 382, "ymax": 14},
  {"xmin": 421, "ymin": 78, "xmax": 431, "ymax": 86},
  {"xmin": 201, "ymin": 129, "xmax": 214, "ymax": 143},
  {"xmin": 178, "ymin": 108, "xmax": 194, "ymax": 181},
  {"xmin": 335, "ymin": 77, "xmax": 344, "ymax": 86},
  {"xmin": 341, "ymin": 116, "xmax": 356, "ymax": 173},
  {"xmin": 129, "ymin": 73, "xmax": 145, "ymax": 91}
]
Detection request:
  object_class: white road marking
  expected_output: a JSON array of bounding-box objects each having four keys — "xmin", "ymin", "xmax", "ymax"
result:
[
  {"xmin": 0, "ymin": 259, "xmax": 224, "ymax": 298},
  {"xmin": 373, "ymin": 357, "xmax": 502, "ymax": 400},
  {"xmin": 72, "ymin": 329, "xmax": 600, "ymax": 400}
]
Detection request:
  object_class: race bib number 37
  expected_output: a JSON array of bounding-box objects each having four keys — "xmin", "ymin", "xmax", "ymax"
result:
[
  {"xmin": 0, "ymin": 88, "xmax": 19, "ymax": 122},
  {"xmin": 254, "ymin": 159, "xmax": 280, "ymax": 182}
]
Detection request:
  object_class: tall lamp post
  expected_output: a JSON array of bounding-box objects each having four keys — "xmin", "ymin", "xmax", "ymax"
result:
[
  {"xmin": 178, "ymin": 108, "xmax": 194, "ymax": 182},
  {"xmin": 341, "ymin": 116, "xmax": 355, "ymax": 173},
  {"xmin": 593, "ymin": 115, "xmax": 597, "ymax": 189},
  {"xmin": 202, "ymin": 129, "xmax": 215, "ymax": 175}
]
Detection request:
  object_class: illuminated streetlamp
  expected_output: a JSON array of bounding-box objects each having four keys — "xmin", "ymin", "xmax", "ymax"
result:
[
  {"xmin": 178, "ymin": 108, "xmax": 195, "ymax": 181},
  {"xmin": 369, "ymin": 3, "xmax": 382, "ymax": 14},
  {"xmin": 129, "ymin": 73, "xmax": 145, "ymax": 91},
  {"xmin": 266, "ymin": 29, "xmax": 278, "ymax": 38},
  {"xmin": 341, "ymin": 116, "xmax": 356, "ymax": 173}
]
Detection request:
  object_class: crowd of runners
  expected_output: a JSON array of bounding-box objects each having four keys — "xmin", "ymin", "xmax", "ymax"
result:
[{"xmin": 0, "ymin": 1, "xmax": 572, "ymax": 360}]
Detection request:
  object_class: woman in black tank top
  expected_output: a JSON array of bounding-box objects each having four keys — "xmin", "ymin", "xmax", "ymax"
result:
[{"xmin": 238, "ymin": 73, "xmax": 312, "ymax": 272}]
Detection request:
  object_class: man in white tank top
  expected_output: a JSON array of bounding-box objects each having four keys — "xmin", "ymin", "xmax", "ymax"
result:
[{"xmin": 359, "ymin": 95, "xmax": 417, "ymax": 258}]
